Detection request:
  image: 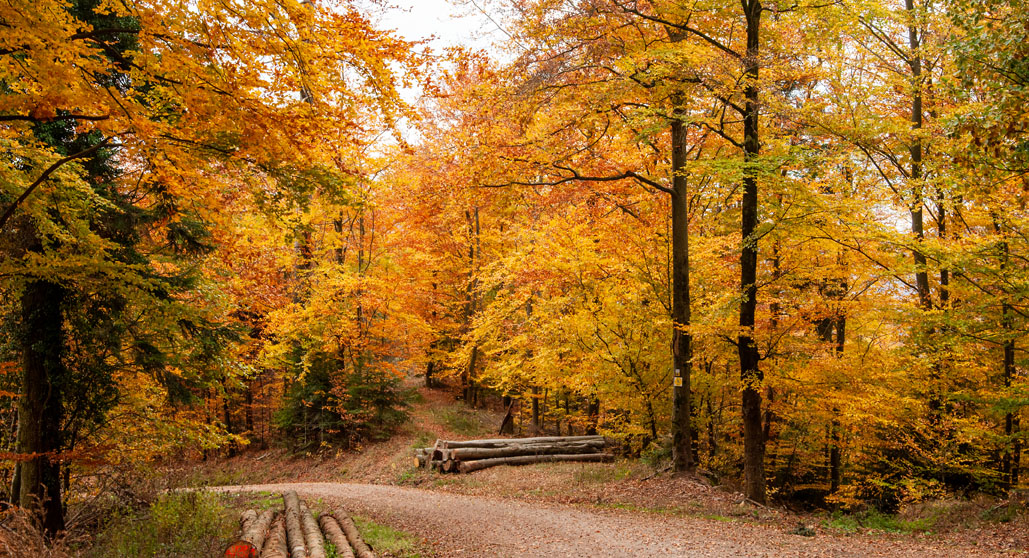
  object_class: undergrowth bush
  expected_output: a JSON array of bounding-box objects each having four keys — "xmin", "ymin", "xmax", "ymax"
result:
[{"xmin": 90, "ymin": 491, "xmax": 235, "ymax": 558}]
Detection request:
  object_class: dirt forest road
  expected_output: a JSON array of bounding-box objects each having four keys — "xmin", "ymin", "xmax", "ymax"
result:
[{"xmin": 218, "ymin": 482, "xmax": 1024, "ymax": 557}]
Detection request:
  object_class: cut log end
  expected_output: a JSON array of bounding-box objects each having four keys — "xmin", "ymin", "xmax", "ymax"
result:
[{"xmin": 224, "ymin": 541, "xmax": 259, "ymax": 558}]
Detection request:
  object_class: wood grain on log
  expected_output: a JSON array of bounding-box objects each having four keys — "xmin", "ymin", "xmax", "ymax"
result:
[
  {"xmin": 240, "ymin": 509, "xmax": 258, "ymax": 533},
  {"xmin": 457, "ymin": 452, "xmax": 614, "ymax": 474},
  {"xmin": 299, "ymin": 503, "xmax": 326, "ymax": 558},
  {"xmin": 259, "ymin": 517, "xmax": 288, "ymax": 558},
  {"xmin": 242, "ymin": 509, "xmax": 276, "ymax": 552},
  {"xmin": 333, "ymin": 510, "xmax": 375, "ymax": 558},
  {"xmin": 449, "ymin": 442, "xmax": 603, "ymax": 460},
  {"xmin": 282, "ymin": 491, "xmax": 307, "ymax": 558},
  {"xmin": 318, "ymin": 514, "xmax": 356, "ymax": 558},
  {"xmin": 441, "ymin": 435, "xmax": 606, "ymax": 449}
]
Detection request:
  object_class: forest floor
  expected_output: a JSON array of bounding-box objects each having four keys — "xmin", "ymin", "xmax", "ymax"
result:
[{"xmin": 181, "ymin": 380, "xmax": 1029, "ymax": 557}]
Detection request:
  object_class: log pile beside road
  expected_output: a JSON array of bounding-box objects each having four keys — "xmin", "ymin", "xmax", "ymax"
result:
[
  {"xmin": 224, "ymin": 491, "xmax": 375, "ymax": 558},
  {"xmin": 415, "ymin": 435, "xmax": 613, "ymax": 473}
]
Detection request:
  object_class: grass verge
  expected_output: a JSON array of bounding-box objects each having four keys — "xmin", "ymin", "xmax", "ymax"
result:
[{"xmin": 354, "ymin": 515, "xmax": 432, "ymax": 558}]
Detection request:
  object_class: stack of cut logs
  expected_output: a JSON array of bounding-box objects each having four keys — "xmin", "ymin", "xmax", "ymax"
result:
[
  {"xmin": 225, "ymin": 491, "xmax": 374, "ymax": 558},
  {"xmin": 415, "ymin": 435, "xmax": 613, "ymax": 474}
]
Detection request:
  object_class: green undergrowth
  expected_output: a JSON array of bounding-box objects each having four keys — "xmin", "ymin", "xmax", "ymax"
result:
[
  {"xmin": 353, "ymin": 515, "xmax": 431, "ymax": 558},
  {"xmin": 824, "ymin": 508, "xmax": 935, "ymax": 534},
  {"xmin": 90, "ymin": 491, "xmax": 236, "ymax": 558},
  {"xmin": 823, "ymin": 497, "xmax": 1028, "ymax": 534}
]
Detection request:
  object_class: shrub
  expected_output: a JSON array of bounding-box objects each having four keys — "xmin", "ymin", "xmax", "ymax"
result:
[{"xmin": 90, "ymin": 491, "xmax": 235, "ymax": 558}]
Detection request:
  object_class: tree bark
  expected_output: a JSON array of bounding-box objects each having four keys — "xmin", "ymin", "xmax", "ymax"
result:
[
  {"xmin": 739, "ymin": 0, "xmax": 766, "ymax": 505},
  {"xmin": 282, "ymin": 491, "xmax": 307, "ymax": 558},
  {"xmin": 586, "ymin": 397, "xmax": 600, "ymax": 435},
  {"xmin": 438, "ymin": 435, "xmax": 605, "ymax": 448},
  {"xmin": 498, "ymin": 397, "xmax": 515, "ymax": 435},
  {"xmin": 260, "ymin": 517, "xmax": 289, "ymax": 558},
  {"xmin": 318, "ymin": 514, "xmax": 356, "ymax": 558},
  {"xmin": 531, "ymin": 386, "xmax": 541, "ymax": 434},
  {"xmin": 333, "ymin": 512, "xmax": 375, "ymax": 558},
  {"xmin": 16, "ymin": 279, "xmax": 67, "ymax": 536},
  {"xmin": 299, "ymin": 503, "xmax": 326, "ymax": 558},
  {"xmin": 241, "ymin": 509, "xmax": 276, "ymax": 554},
  {"xmin": 670, "ymin": 112, "xmax": 695, "ymax": 474},
  {"xmin": 448, "ymin": 442, "xmax": 604, "ymax": 460}
]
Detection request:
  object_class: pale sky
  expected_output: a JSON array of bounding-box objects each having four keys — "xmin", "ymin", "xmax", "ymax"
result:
[{"xmin": 369, "ymin": 0, "xmax": 510, "ymax": 54}]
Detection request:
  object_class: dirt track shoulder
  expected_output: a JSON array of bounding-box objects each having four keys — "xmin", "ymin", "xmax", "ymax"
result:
[{"xmin": 216, "ymin": 482, "xmax": 1022, "ymax": 557}]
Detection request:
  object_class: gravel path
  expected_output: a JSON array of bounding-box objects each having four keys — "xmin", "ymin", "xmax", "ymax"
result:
[{"xmin": 219, "ymin": 482, "xmax": 1020, "ymax": 557}]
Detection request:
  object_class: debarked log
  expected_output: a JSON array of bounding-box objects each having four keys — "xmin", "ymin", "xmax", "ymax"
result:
[
  {"xmin": 318, "ymin": 514, "xmax": 356, "ymax": 558},
  {"xmin": 282, "ymin": 491, "xmax": 307, "ymax": 558},
  {"xmin": 260, "ymin": 517, "xmax": 289, "ymax": 558},
  {"xmin": 333, "ymin": 510, "xmax": 375, "ymax": 558},
  {"xmin": 243, "ymin": 509, "xmax": 276, "ymax": 551},
  {"xmin": 300, "ymin": 502, "xmax": 326, "ymax": 558},
  {"xmin": 457, "ymin": 452, "xmax": 614, "ymax": 474},
  {"xmin": 448, "ymin": 442, "xmax": 604, "ymax": 461},
  {"xmin": 439, "ymin": 435, "xmax": 606, "ymax": 449}
]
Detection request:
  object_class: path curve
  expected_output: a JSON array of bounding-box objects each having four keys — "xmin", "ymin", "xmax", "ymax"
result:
[{"xmin": 217, "ymin": 482, "xmax": 1017, "ymax": 557}]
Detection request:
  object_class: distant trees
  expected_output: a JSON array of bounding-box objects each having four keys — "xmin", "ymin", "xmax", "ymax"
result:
[
  {"xmin": 2, "ymin": 0, "xmax": 1027, "ymax": 535},
  {"xmin": 390, "ymin": 0, "xmax": 1028, "ymax": 507}
]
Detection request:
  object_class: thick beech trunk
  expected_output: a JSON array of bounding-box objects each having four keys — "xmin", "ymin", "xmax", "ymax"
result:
[
  {"xmin": 670, "ymin": 114, "xmax": 695, "ymax": 474},
  {"xmin": 16, "ymin": 279, "xmax": 67, "ymax": 536},
  {"xmin": 739, "ymin": 0, "xmax": 765, "ymax": 505},
  {"xmin": 998, "ymin": 229, "xmax": 1022, "ymax": 489},
  {"xmin": 904, "ymin": 0, "xmax": 941, "ymax": 429},
  {"xmin": 458, "ymin": 453, "xmax": 614, "ymax": 474}
]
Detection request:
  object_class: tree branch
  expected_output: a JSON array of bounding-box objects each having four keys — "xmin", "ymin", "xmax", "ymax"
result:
[
  {"xmin": 482, "ymin": 169, "xmax": 672, "ymax": 195},
  {"xmin": 0, "ymin": 134, "xmax": 124, "ymax": 230}
]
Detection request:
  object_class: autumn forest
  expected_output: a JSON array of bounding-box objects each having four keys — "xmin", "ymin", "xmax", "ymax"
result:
[{"xmin": 1, "ymin": 0, "xmax": 1028, "ymax": 551}]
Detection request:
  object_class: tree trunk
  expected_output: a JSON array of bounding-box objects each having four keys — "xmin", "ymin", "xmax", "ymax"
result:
[
  {"xmin": 586, "ymin": 397, "xmax": 600, "ymax": 435},
  {"xmin": 498, "ymin": 397, "xmax": 515, "ymax": 435},
  {"xmin": 670, "ymin": 113, "xmax": 695, "ymax": 474},
  {"xmin": 904, "ymin": 0, "xmax": 941, "ymax": 427},
  {"xmin": 739, "ymin": 0, "xmax": 765, "ymax": 505},
  {"xmin": 16, "ymin": 279, "xmax": 67, "ymax": 536},
  {"xmin": 998, "ymin": 223, "xmax": 1021, "ymax": 489},
  {"xmin": 425, "ymin": 355, "xmax": 436, "ymax": 389},
  {"xmin": 531, "ymin": 386, "xmax": 541, "ymax": 434}
]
